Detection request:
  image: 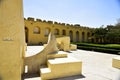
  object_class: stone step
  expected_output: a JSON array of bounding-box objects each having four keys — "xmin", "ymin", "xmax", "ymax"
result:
[
  {"xmin": 41, "ymin": 56, "xmax": 82, "ymax": 80},
  {"xmin": 47, "ymin": 53, "xmax": 67, "ymax": 59},
  {"xmin": 40, "ymin": 68, "xmax": 53, "ymax": 80},
  {"xmin": 41, "ymin": 68, "xmax": 51, "ymax": 74}
]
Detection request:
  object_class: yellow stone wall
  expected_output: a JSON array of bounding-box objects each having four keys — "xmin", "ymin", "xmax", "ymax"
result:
[
  {"xmin": 24, "ymin": 17, "xmax": 93, "ymax": 45},
  {"xmin": 112, "ymin": 57, "xmax": 120, "ymax": 69},
  {"xmin": 0, "ymin": 0, "xmax": 25, "ymax": 80}
]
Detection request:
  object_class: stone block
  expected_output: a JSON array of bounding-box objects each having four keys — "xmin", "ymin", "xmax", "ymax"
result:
[
  {"xmin": 40, "ymin": 56, "xmax": 82, "ymax": 80},
  {"xmin": 112, "ymin": 57, "xmax": 120, "ymax": 69},
  {"xmin": 47, "ymin": 53, "xmax": 67, "ymax": 59},
  {"xmin": 70, "ymin": 44, "xmax": 77, "ymax": 50},
  {"xmin": 44, "ymin": 44, "xmax": 47, "ymax": 48},
  {"xmin": 56, "ymin": 37, "xmax": 70, "ymax": 51}
]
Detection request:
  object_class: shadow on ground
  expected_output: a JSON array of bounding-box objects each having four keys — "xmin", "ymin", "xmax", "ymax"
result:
[
  {"xmin": 54, "ymin": 75, "xmax": 85, "ymax": 80},
  {"xmin": 22, "ymin": 73, "xmax": 85, "ymax": 80},
  {"xmin": 22, "ymin": 73, "xmax": 39, "ymax": 80}
]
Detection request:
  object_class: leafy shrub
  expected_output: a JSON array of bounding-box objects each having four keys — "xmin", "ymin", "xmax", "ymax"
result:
[
  {"xmin": 77, "ymin": 46, "xmax": 120, "ymax": 54},
  {"xmin": 75, "ymin": 43, "xmax": 120, "ymax": 50},
  {"xmin": 73, "ymin": 43, "xmax": 120, "ymax": 54}
]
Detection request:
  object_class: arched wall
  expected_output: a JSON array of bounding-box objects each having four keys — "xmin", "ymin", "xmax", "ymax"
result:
[
  {"xmin": 45, "ymin": 27, "xmax": 51, "ymax": 36},
  {"xmin": 76, "ymin": 31, "xmax": 80, "ymax": 42},
  {"xmin": 82, "ymin": 32, "xmax": 85, "ymax": 42},
  {"xmin": 87, "ymin": 32, "xmax": 90, "ymax": 42},
  {"xmin": 25, "ymin": 27, "xmax": 28, "ymax": 43},
  {"xmin": 69, "ymin": 30, "xmax": 73, "ymax": 42},
  {"xmin": 54, "ymin": 28, "xmax": 59, "ymax": 35},
  {"xmin": 33, "ymin": 26, "xmax": 40, "ymax": 34},
  {"xmin": 24, "ymin": 18, "xmax": 92, "ymax": 44},
  {"xmin": 62, "ymin": 30, "xmax": 66, "ymax": 35}
]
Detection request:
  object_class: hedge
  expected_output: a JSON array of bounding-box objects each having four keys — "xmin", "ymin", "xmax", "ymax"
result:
[
  {"xmin": 71, "ymin": 42, "xmax": 120, "ymax": 54},
  {"xmin": 77, "ymin": 46, "xmax": 120, "ymax": 54},
  {"xmin": 74, "ymin": 43, "xmax": 120, "ymax": 50}
]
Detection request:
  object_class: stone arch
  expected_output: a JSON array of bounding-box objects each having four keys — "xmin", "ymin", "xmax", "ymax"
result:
[
  {"xmin": 54, "ymin": 29, "xmax": 59, "ymax": 35},
  {"xmin": 45, "ymin": 28, "xmax": 50, "ymax": 36},
  {"xmin": 25, "ymin": 27, "xmax": 28, "ymax": 43},
  {"xmin": 33, "ymin": 26, "xmax": 40, "ymax": 34},
  {"xmin": 76, "ymin": 31, "xmax": 79, "ymax": 42},
  {"xmin": 87, "ymin": 32, "xmax": 90, "ymax": 42},
  {"xmin": 62, "ymin": 29, "xmax": 66, "ymax": 35},
  {"xmin": 82, "ymin": 32, "xmax": 85, "ymax": 42},
  {"xmin": 69, "ymin": 30, "xmax": 73, "ymax": 42}
]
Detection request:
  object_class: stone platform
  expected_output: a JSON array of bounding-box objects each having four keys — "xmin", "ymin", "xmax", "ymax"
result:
[
  {"xmin": 41, "ymin": 56, "xmax": 82, "ymax": 80},
  {"xmin": 23, "ymin": 46, "xmax": 120, "ymax": 80}
]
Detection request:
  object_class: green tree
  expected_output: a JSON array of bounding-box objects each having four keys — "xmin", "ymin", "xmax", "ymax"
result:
[
  {"xmin": 93, "ymin": 26, "xmax": 107, "ymax": 43},
  {"xmin": 92, "ymin": 19, "xmax": 120, "ymax": 44},
  {"xmin": 106, "ymin": 24, "xmax": 120, "ymax": 43}
]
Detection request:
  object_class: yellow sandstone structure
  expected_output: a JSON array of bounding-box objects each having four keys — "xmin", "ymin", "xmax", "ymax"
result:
[
  {"xmin": 2, "ymin": 0, "xmax": 120, "ymax": 80},
  {"xmin": 56, "ymin": 36, "xmax": 77, "ymax": 51},
  {"xmin": 70, "ymin": 44, "xmax": 77, "ymax": 50},
  {"xmin": 41, "ymin": 56, "xmax": 82, "ymax": 80},
  {"xmin": 24, "ymin": 33, "xmax": 59, "ymax": 74},
  {"xmin": 0, "ymin": 0, "xmax": 25, "ymax": 80},
  {"xmin": 0, "ymin": 0, "xmax": 84, "ymax": 80},
  {"xmin": 39, "ymin": 35, "xmax": 82, "ymax": 80},
  {"xmin": 112, "ymin": 57, "xmax": 120, "ymax": 69},
  {"xmin": 44, "ymin": 36, "xmax": 77, "ymax": 51},
  {"xmin": 24, "ymin": 33, "xmax": 82, "ymax": 80},
  {"xmin": 24, "ymin": 17, "xmax": 92, "ymax": 45}
]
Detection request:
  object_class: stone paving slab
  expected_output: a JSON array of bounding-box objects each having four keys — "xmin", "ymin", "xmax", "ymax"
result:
[{"xmin": 23, "ymin": 46, "xmax": 120, "ymax": 80}]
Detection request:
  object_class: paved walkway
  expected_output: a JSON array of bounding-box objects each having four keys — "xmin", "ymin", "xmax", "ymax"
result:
[{"xmin": 23, "ymin": 46, "xmax": 120, "ymax": 80}]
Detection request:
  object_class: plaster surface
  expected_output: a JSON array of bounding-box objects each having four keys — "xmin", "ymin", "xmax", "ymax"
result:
[{"xmin": 0, "ymin": 0, "xmax": 25, "ymax": 80}]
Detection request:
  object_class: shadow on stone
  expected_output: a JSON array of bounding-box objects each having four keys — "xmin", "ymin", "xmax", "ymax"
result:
[
  {"xmin": 66, "ymin": 51, "xmax": 72, "ymax": 53},
  {"xmin": 55, "ymin": 75, "xmax": 85, "ymax": 80},
  {"xmin": 22, "ymin": 73, "xmax": 39, "ymax": 80}
]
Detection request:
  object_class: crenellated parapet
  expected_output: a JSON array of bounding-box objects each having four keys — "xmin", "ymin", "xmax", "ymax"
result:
[
  {"xmin": 36, "ymin": 19, "xmax": 42, "ymax": 22},
  {"xmin": 74, "ymin": 24, "xmax": 80, "ymax": 27},
  {"xmin": 25, "ymin": 17, "xmax": 92, "ymax": 30},
  {"xmin": 27, "ymin": 17, "xmax": 34, "ymax": 21},
  {"xmin": 47, "ymin": 21, "xmax": 53, "ymax": 24}
]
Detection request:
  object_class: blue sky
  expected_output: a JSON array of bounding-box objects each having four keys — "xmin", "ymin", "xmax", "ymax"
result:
[{"xmin": 23, "ymin": 0, "xmax": 120, "ymax": 28}]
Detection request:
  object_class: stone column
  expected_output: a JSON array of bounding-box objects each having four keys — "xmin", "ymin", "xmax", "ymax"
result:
[{"xmin": 0, "ymin": 0, "xmax": 25, "ymax": 80}]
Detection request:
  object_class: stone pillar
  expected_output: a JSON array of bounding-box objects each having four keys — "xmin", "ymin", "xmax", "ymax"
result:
[{"xmin": 0, "ymin": 0, "xmax": 25, "ymax": 80}]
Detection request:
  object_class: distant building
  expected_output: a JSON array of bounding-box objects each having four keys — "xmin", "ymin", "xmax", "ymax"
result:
[{"xmin": 24, "ymin": 17, "xmax": 93, "ymax": 45}]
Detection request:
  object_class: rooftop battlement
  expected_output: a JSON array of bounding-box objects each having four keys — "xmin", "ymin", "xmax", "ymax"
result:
[{"xmin": 25, "ymin": 17, "xmax": 91, "ymax": 29}]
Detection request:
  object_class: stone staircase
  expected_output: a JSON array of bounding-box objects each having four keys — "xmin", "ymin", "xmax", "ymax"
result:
[{"xmin": 40, "ymin": 53, "xmax": 82, "ymax": 80}]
